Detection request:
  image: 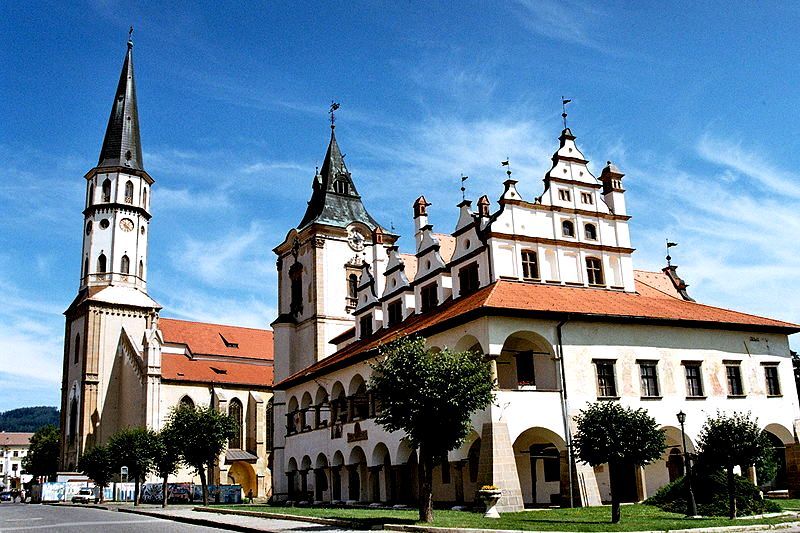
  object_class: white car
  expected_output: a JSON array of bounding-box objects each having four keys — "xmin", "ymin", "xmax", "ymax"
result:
[{"xmin": 71, "ymin": 488, "xmax": 98, "ymax": 504}]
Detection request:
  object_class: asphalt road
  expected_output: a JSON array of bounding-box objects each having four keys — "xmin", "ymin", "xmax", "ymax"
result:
[{"xmin": 0, "ymin": 502, "xmax": 228, "ymax": 532}]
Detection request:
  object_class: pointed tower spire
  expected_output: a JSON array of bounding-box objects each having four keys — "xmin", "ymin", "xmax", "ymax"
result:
[{"xmin": 97, "ymin": 36, "xmax": 143, "ymax": 171}]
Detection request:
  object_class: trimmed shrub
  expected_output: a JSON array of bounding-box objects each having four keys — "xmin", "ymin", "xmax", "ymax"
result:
[{"xmin": 646, "ymin": 471, "xmax": 781, "ymax": 516}]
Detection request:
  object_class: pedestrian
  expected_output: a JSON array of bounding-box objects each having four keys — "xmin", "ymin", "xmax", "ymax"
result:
[{"xmin": 247, "ymin": 489, "xmax": 253, "ymax": 504}]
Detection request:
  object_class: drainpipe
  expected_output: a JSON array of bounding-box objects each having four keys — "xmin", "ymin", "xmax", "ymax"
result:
[{"xmin": 556, "ymin": 317, "xmax": 574, "ymax": 508}]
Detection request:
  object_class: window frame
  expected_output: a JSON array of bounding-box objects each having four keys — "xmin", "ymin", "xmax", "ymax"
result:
[
  {"xmin": 359, "ymin": 315, "xmax": 373, "ymax": 338},
  {"xmin": 558, "ymin": 189, "xmax": 571, "ymax": 202},
  {"xmin": 725, "ymin": 361, "xmax": 745, "ymax": 397},
  {"xmin": 638, "ymin": 360, "xmax": 661, "ymax": 398},
  {"xmin": 458, "ymin": 262, "xmax": 480, "ymax": 296},
  {"xmin": 387, "ymin": 300, "xmax": 403, "ymax": 326},
  {"xmin": 586, "ymin": 257, "xmax": 604, "ymax": 285},
  {"xmin": 763, "ymin": 363, "xmax": 782, "ymax": 397},
  {"xmin": 593, "ymin": 359, "xmax": 618, "ymax": 399},
  {"xmin": 683, "ymin": 362, "xmax": 705, "ymax": 398},
  {"xmin": 584, "ymin": 223, "xmax": 597, "ymax": 241},
  {"xmin": 420, "ymin": 282, "xmax": 438, "ymax": 312},
  {"xmin": 580, "ymin": 192, "xmax": 594, "ymax": 205},
  {"xmin": 521, "ymin": 250, "xmax": 540, "ymax": 280},
  {"xmin": 561, "ymin": 220, "xmax": 575, "ymax": 238}
]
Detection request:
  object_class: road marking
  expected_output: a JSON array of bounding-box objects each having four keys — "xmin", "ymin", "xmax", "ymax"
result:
[{"xmin": 0, "ymin": 518, "xmax": 161, "ymax": 531}]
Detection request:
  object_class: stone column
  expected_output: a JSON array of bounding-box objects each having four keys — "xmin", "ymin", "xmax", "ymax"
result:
[
  {"xmin": 485, "ymin": 353, "xmax": 499, "ymax": 388},
  {"xmin": 369, "ymin": 465, "xmax": 383, "ymax": 502},
  {"xmin": 476, "ymin": 421, "xmax": 524, "ymax": 512},
  {"xmin": 331, "ymin": 466, "xmax": 342, "ymax": 501},
  {"xmin": 299, "ymin": 470, "xmax": 309, "ymax": 501},
  {"xmin": 453, "ymin": 460, "xmax": 466, "ymax": 503},
  {"xmin": 346, "ymin": 464, "xmax": 359, "ymax": 501},
  {"xmin": 787, "ymin": 444, "xmax": 800, "ymax": 498}
]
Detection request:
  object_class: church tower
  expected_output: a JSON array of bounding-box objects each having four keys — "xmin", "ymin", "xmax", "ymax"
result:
[
  {"xmin": 59, "ymin": 36, "xmax": 162, "ymax": 470},
  {"xmin": 271, "ymin": 114, "xmax": 392, "ymax": 500}
]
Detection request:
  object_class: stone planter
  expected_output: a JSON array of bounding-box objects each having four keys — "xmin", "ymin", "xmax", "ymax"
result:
[{"xmin": 478, "ymin": 489, "xmax": 503, "ymax": 518}]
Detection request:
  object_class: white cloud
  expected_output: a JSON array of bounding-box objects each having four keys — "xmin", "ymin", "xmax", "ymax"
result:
[
  {"xmin": 155, "ymin": 186, "xmax": 232, "ymax": 210},
  {"xmin": 159, "ymin": 289, "xmax": 275, "ymax": 330}
]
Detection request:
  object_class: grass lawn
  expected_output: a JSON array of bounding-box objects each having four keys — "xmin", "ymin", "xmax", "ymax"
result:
[
  {"xmin": 219, "ymin": 503, "xmax": 800, "ymax": 532},
  {"xmin": 780, "ymin": 499, "xmax": 800, "ymax": 511}
]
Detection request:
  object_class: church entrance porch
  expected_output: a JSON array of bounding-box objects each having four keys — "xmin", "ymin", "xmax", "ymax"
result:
[
  {"xmin": 513, "ymin": 427, "xmax": 568, "ymax": 507},
  {"xmin": 227, "ymin": 461, "xmax": 257, "ymax": 499}
]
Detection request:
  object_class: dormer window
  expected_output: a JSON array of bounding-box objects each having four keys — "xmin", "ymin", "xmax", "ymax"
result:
[
  {"xmin": 387, "ymin": 300, "xmax": 403, "ymax": 326},
  {"xmin": 458, "ymin": 262, "xmax": 480, "ymax": 296},
  {"xmin": 333, "ymin": 180, "xmax": 348, "ymax": 194},
  {"xmin": 360, "ymin": 315, "xmax": 373, "ymax": 338},
  {"xmin": 521, "ymin": 250, "xmax": 539, "ymax": 279},
  {"xmin": 584, "ymin": 223, "xmax": 597, "ymax": 240},
  {"xmin": 220, "ymin": 333, "xmax": 239, "ymax": 348},
  {"xmin": 580, "ymin": 192, "xmax": 594, "ymax": 205},
  {"xmin": 562, "ymin": 220, "xmax": 575, "ymax": 237},
  {"xmin": 421, "ymin": 283, "xmax": 438, "ymax": 312},
  {"xmin": 558, "ymin": 189, "xmax": 571, "ymax": 202},
  {"xmin": 586, "ymin": 257, "xmax": 604, "ymax": 285}
]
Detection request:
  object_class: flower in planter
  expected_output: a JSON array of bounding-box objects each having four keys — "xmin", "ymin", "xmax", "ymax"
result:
[{"xmin": 479, "ymin": 485, "xmax": 499, "ymax": 491}]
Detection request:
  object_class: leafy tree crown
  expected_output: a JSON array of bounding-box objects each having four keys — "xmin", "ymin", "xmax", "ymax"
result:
[
  {"xmin": 165, "ymin": 404, "xmax": 236, "ymax": 472},
  {"xmin": 697, "ymin": 411, "xmax": 770, "ymax": 469}
]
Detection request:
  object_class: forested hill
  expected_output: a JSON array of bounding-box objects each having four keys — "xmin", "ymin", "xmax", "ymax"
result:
[{"xmin": 0, "ymin": 406, "xmax": 59, "ymax": 432}]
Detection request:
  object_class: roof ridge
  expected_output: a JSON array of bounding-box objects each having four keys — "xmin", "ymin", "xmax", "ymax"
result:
[
  {"xmin": 633, "ymin": 276, "xmax": 681, "ymax": 299},
  {"xmin": 159, "ymin": 316, "xmax": 272, "ymax": 333}
]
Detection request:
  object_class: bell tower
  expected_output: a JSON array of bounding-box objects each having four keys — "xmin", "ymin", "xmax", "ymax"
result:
[{"xmin": 59, "ymin": 36, "xmax": 162, "ymax": 471}]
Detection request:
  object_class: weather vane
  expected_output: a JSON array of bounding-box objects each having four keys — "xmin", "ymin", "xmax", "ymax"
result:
[
  {"xmin": 562, "ymin": 97, "xmax": 572, "ymax": 129},
  {"xmin": 460, "ymin": 175, "xmax": 469, "ymax": 201},
  {"xmin": 501, "ymin": 158, "xmax": 512, "ymax": 178},
  {"xmin": 666, "ymin": 239, "xmax": 678, "ymax": 266},
  {"xmin": 128, "ymin": 26, "xmax": 134, "ymax": 42},
  {"xmin": 329, "ymin": 101, "xmax": 340, "ymax": 129}
]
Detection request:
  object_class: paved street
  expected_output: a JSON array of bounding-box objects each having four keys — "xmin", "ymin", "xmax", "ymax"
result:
[{"xmin": 0, "ymin": 502, "xmax": 227, "ymax": 532}]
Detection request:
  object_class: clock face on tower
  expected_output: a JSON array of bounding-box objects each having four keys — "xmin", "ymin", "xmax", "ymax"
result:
[
  {"xmin": 119, "ymin": 218, "xmax": 134, "ymax": 232},
  {"xmin": 347, "ymin": 228, "xmax": 366, "ymax": 251}
]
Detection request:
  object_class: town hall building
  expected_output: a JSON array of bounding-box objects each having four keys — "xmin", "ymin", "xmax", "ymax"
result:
[
  {"xmin": 58, "ymin": 37, "xmax": 274, "ymax": 499},
  {"xmin": 271, "ymin": 112, "xmax": 800, "ymax": 509}
]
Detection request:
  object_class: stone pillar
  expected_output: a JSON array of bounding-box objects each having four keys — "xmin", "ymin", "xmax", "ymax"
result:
[
  {"xmin": 299, "ymin": 470, "xmax": 309, "ymax": 501},
  {"xmin": 476, "ymin": 421, "xmax": 524, "ymax": 512},
  {"xmin": 369, "ymin": 465, "xmax": 383, "ymax": 502},
  {"xmin": 287, "ymin": 472, "xmax": 296, "ymax": 500},
  {"xmin": 635, "ymin": 465, "xmax": 646, "ymax": 502},
  {"xmin": 347, "ymin": 464, "xmax": 359, "ymax": 501},
  {"xmin": 331, "ymin": 466, "xmax": 342, "ymax": 501},
  {"xmin": 485, "ymin": 354, "xmax": 499, "ymax": 388},
  {"xmin": 453, "ymin": 460, "xmax": 466, "ymax": 503},
  {"xmin": 746, "ymin": 465, "xmax": 758, "ymax": 486},
  {"xmin": 787, "ymin": 444, "xmax": 800, "ymax": 498}
]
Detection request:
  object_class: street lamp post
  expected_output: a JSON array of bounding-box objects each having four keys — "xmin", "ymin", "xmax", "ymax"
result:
[{"xmin": 677, "ymin": 410, "xmax": 698, "ymax": 517}]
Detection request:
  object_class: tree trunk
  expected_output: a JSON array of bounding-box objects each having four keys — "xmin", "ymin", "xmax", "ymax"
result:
[
  {"xmin": 418, "ymin": 447, "xmax": 434, "ymax": 523},
  {"xmin": 98, "ymin": 485, "xmax": 104, "ymax": 504},
  {"xmin": 727, "ymin": 465, "xmax": 736, "ymax": 519},
  {"xmin": 609, "ymin": 463, "xmax": 621, "ymax": 524},
  {"xmin": 162, "ymin": 475, "xmax": 169, "ymax": 508},
  {"xmin": 134, "ymin": 477, "xmax": 141, "ymax": 506},
  {"xmin": 199, "ymin": 466, "xmax": 209, "ymax": 506}
]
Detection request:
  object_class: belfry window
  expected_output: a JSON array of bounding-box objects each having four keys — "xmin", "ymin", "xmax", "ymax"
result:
[
  {"xmin": 74, "ymin": 333, "xmax": 81, "ymax": 365},
  {"xmin": 124, "ymin": 181, "xmax": 134, "ymax": 204},
  {"xmin": 586, "ymin": 257, "xmax": 604, "ymax": 285},
  {"xmin": 228, "ymin": 398, "xmax": 243, "ymax": 449},
  {"xmin": 97, "ymin": 253, "xmax": 107, "ymax": 274},
  {"xmin": 289, "ymin": 263, "xmax": 303, "ymax": 315},
  {"xmin": 142, "ymin": 188, "xmax": 147, "ymax": 209},
  {"xmin": 584, "ymin": 223, "xmax": 597, "ymax": 240},
  {"xmin": 83, "ymin": 258, "xmax": 89, "ymax": 280},
  {"xmin": 138, "ymin": 260, "xmax": 144, "ymax": 279},
  {"xmin": 333, "ymin": 180, "xmax": 348, "ymax": 194},
  {"xmin": 521, "ymin": 250, "xmax": 539, "ymax": 279},
  {"xmin": 68, "ymin": 397, "xmax": 78, "ymax": 444},
  {"xmin": 120, "ymin": 254, "xmax": 130, "ymax": 274},
  {"xmin": 562, "ymin": 220, "xmax": 575, "ymax": 237},
  {"xmin": 348, "ymin": 273, "xmax": 358, "ymax": 299},
  {"xmin": 102, "ymin": 179, "xmax": 111, "ymax": 202}
]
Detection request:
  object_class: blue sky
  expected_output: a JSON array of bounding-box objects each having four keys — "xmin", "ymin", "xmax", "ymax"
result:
[{"xmin": 2, "ymin": 1, "xmax": 799, "ymax": 411}]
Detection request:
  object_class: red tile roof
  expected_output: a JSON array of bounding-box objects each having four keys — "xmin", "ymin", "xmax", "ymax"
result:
[
  {"xmin": 159, "ymin": 318, "xmax": 273, "ymax": 360},
  {"xmin": 161, "ymin": 353, "xmax": 273, "ymax": 388},
  {"xmin": 276, "ymin": 280, "xmax": 798, "ymax": 389},
  {"xmin": 159, "ymin": 318, "xmax": 274, "ymax": 387},
  {"xmin": 634, "ymin": 270, "xmax": 682, "ymax": 299},
  {"xmin": 0, "ymin": 433, "xmax": 33, "ymax": 447}
]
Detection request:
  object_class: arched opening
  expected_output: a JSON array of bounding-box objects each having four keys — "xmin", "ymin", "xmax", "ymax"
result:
[
  {"xmin": 83, "ymin": 257, "xmax": 89, "ymax": 281},
  {"xmin": 761, "ymin": 427, "xmax": 791, "ymax": 491},
  {"xmin": 228, "ymin": 398, "xmax": 243, "ymax": 449},
  {"xmin": 497, "ymin": 331, "xmax": 558, "ymax": 391},
  {"xmin": 120, "ymin": 254, "xmax": 130, "ymax": 275},
  {"xmin": 124, "ymin": 181, "xmax": 134, "ymax": 204},
  {"xmin": 138, "ymin": 260, "xmax": 144, "ymax": 279},
  {"xmin": 73, "ymin": 333, "xmax": 81, "ymax": 365},
  {"xmin": 330, "ymin": 382, "xmax": 347, "ymax": 426},
  {"xmin": 102, "ymin": 178, "xmax": 111, "ymax": 202},
  {"xmin": 299, "ymin": 455, "xmax": 313, "ymax": 502},
  {"xmin": 454, "ymin": 335, "xmax": 484, "ymax": 355},
  {"xmin": 349, "ymin": 374, "xmax": 369, "ymax": 421},
  {"xmin": 584, "ymin": 223, "xmax": 597, "ymax": 240},
  {"xmin": 314, "ymin": 386, "xmax": 329, "ymax": 429},
  {"xmin": 68, "ymin": 397, "xmax": 78, "ymax": 444},
  {"xmin": 348, "ymin": 273, "xmax": 358, "ymax": 299},
  {"xmin": 142, "ymin": 187, "xmax": 147, "ymax": 209},
  {"xmin": 287, "ymin": 457, "xmax": 299, "ymax": 501},
  {"xmin": 395, "ymin": 440, "xmax": 419, "ymax": 504},
  {"xmin": 287, "ymin": 396, "xmax": 300, "ymax": 435},
  {"xmin": 561, "ymin": 220, "xmax": 574, "ymax": 237},
  {"xmin": 513, "ymin": 427, "xmax": 567, "ymax": 507},
  {"xmin": 331, "ymin": 451, "xmax": 345, "ymax": 502},
  {"xmin": 314, "ymin": 454, "xmax": 330, "ymax": 502},
  {"xmin": 333, "ymin": 180, "xmax": 348, "ymax": 194},
  {"xmin": 179, "ymin": 395, "xmax": 195, "ymax": 409},
  {"xmin": 643, "ymin": 426, "xmax": 694, "ymax": 498},
  {"xmin": 300, "ymin": 392, "xmax": 313, "ymax": 432},
  {"xmin": 97, "ymin": 253, "xmax": 107, "ymax": 274},
  {"xmin": 348, "ymin": 446, "xmax": 368, "ymax": 502},
  {"xmin": 227, "ymin": 461, "xmax": 257, "ymax": 499},
  {"xmin": 371, "ymin": 443, "xmax": 392, "ymax": 503}
]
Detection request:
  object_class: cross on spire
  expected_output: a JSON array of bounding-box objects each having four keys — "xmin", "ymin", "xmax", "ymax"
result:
[{"xmin": 128, "ymin": 26, "xmax": 134, "ymax": 46}]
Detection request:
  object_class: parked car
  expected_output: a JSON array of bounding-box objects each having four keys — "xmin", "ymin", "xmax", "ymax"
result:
[
  {"xmin": 0, "ymin": 491, "xmax": 12, "ymax": 502},
  {"xmin": 71, "ymin": 488, "xmax": 98, "ymax": 504}
]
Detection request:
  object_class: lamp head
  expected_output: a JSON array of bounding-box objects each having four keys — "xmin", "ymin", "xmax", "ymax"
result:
[{"xmin": 677, "ymin": 410, "xmax": 686, "ymax": 425}]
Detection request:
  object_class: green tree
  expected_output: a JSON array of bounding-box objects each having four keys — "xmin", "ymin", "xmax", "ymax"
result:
[
  {"xmin": 573, "ymin": 402, "xmax": 666, "ymax": 524},
  {"xmin": 166, "ymin": 404, "xmax": 237, "ymax": 506},
  {"xmin": 696, "ymin": 411, "xmax": 771, "ymax": 519},
  {"xmin": 78, "ymin": 445, "xmax": 114, "ymax": 503},
  {"xmin": 107, "ymin": 427, "xmax": 158, "ymax": 506},
  {"xmin": 153, "ymin": 426, "xmax": 183, "ymax": 508},
  {"xmin": 369, "ymin": 335, "xmax": 494, "ymax": 522},
  {"xmin": 21, "ymin": 424, "xmax": 60, "ymax": 482}
]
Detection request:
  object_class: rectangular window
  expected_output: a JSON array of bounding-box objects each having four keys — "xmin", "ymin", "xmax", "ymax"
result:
[
  {"xmin": 459, "ymin": 262, "xmax": 480, "ymax": 295},
  {"xmin": 12, "ymin": 451, "xmax": 18, "ymax": 458},
  {"xmin": 521, "ymin": 250, "xmax": 539, "ymax": 279},
  {"xmin": 516, "ymin": 352, "xmax": 535, "ymax": 386},
  {"xmin": 12, "ymin": 464, "xmax": 17, "ymax": 472},
  {"xmin": 387, "ymin": 300, "xmax": 403, "ymax": 326},
  {"xmin": 594, "ymin": 360, "xmax": 617, "ymax": 398},
  {"xmin": 684, "ymin": 363, "xmax": 704, "ymax": 397},
  {"xmin": 764, "ymin": 365, "xmax": 781, "ymax": 396},
  {"xmin": 359, "ymin": 315, "xmax": 373, "ymax": 337},
  {"xmin": 580, "ymin": 192, "xmax": 594, "ymax": 205},
  {"xmin": 558, "ymin": 189, "xmax": 571, "ymax": 202},
  {"xmin": 420, "ymin": 283, "xmax": 438, "ymax": 312},
  {"xmin": 639, "ymin": 361, "xmax": 660, "ymax": 397},
  {"xmin": 726, "ymin": 363, "xmax": 744, "ymax": 396},
  {"xmin": 289, "ymin": 263, "xmax": 303, "ymax": 315}
]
